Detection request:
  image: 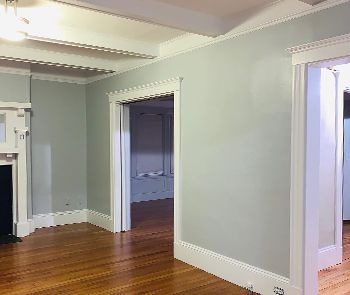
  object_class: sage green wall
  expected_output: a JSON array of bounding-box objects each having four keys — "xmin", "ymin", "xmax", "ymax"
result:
[
  {"xmin": 86, "ymin": 2, "xmax": 350, "ymax": 277},
  {"xmin": 0, "ymin": 72, "xmax": 30, "ymax": 102},
  {"xmin": 31, "ymin": 80, "xmax": 87, "ymax": 215}
]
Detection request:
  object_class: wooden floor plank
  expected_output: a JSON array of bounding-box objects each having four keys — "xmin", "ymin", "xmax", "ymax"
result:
[
  {"xmin": 319, "ymin": 222, "xmax": 350, "ymax": 294},
  {"xmin": 0, "ymin": 199, "xmax": 250, "ymax": 295}
]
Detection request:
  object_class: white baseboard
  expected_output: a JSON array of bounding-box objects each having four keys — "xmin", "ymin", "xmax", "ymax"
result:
[
  {"xmin": 28, "ymin": 219, "xmax": 35, "ymax": 234},
  {"xmin": 33, "ymin": 209, "xmax": 88, "ymax": 229},
  {"xmin": 318, "ymin": 245, "xmax": 342, "ymax": 271},
  {"xmin": 15, "ymin": 221, "xmax": 31, "ymax": 237},
  {"xmin": 174, "ymin": 241, "xmax": 301, "ymax": 295},
  {"xmin": 87, "ymin": 210, "xmax": 113, "ymax": 231},
  {"xmin": 31, "ymin": 209, "xmax": 113, "ymax": 232},
  {"xmin": 132, "ymin": 192, "xmax": 173, "ymax": 203}
]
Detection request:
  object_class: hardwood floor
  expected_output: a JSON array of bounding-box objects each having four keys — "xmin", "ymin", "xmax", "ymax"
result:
[
  {"xmin": 0, "ymin": 199, "xmax": 249, "ymax": 294},
  {"xmin": 319, "ymin": 222, "xmax": 350, "ymax": 294}
]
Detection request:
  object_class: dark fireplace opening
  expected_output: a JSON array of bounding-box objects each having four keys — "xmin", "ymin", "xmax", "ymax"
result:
[{"xmin": 0, "ymin": 165, "xmax": 13, "ymax": 236}]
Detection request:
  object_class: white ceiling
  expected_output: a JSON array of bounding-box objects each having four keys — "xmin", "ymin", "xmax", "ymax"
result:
[
  {"xmin": 19, "ymin": 0, "xmax": 185, "ymax": 43},
  {"xmin": 0, "ymin": 0, "xmax": 329, "ymax": 79},
  {"xmin": 148, "ymin": 0, "xmax": 274, "ymax": 18}
]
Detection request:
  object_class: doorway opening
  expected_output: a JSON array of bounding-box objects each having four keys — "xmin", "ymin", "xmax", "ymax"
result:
[
  {"xmin": 127, "ymin": 96, "xmax": 174, "ymax": 231},
  {"xmin": 304, "ymin": 62, "xmax": 350, "ymax": 293},
  {"xmin": 108, "ymin": 77, "xmax": 182, "ymax": 245}
]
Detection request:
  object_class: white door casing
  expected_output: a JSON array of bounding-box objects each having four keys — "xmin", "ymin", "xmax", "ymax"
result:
[
  {"xmin": 287, "ymin": 33, "xmax": 350, "ymax": 294},
  {"xmin": 108, "ymin": 78, "xmax": 182, "ymax": 242}
]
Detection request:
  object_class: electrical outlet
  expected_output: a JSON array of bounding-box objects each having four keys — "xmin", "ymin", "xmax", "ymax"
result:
[{"xmin": 273, "ymin": 286, "xmax": 285, "ymax": 295}]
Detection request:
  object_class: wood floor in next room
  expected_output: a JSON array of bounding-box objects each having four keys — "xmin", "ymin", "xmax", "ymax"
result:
[
  {"xmin": 319, "ymin": 222, "xmax": 350, "ymax": 294},
  {"xmin": 0, "ymin": 199, "xmax": 249, "ymax": 294}
]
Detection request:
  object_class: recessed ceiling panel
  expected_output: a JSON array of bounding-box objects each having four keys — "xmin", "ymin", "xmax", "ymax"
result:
[{"xmin": 148, "ymin": 0, "xmax": 275, "ymax": 18}]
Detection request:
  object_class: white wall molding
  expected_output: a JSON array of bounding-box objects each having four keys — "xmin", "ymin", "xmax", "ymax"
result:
[
  {"xmin": 31, "ymin": 73, "xmax": 88, "ymax": 85},
  {"xmin": 32, "ymin": 209, "xmax": 113, "ymax": 232},
  {"xmin": 33, "ymin": 209, "xmax": 88, "ymax": 229},
  {"xmin": 108, "ymin": 78, "xmax": 183, "ymax": 101},
  {"xmin": 0, "ymin": 65, "xmax": 105, "ymax": 85},
  {"xmin": 174, "ymin": 241, "xmax": 302, "ymax": 295},
  {"xmin": 15, "ymin": 221, "xmax": 32, "ymax": 238},
  {"xmin": 87, "ymin": 210, "xmax": 113, "ymax": 232},
  {"xmin": 28, "ymin": 219, "xmax": 35, "ymax": 234},
  {"xmin": 0, "ymin": 44, "xmax": 117, "ymax": 73},
  {"xmin": 0, "ymin": 66, "xmax": 31, "ymax": 77},
  {"xmin": 318, "ymin": 245, "xmax": 342, "ymax": 270},
  {"xmin": 287, "ymin": 33, "xmax": 350, "ymax": 65}
]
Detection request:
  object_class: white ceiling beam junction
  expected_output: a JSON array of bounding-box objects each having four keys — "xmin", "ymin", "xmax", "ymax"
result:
[{"xmin": 55, "ymin": 0, "xmax": 225, "ymax": 37}]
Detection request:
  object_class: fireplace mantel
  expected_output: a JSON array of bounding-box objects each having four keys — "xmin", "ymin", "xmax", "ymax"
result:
[{"xmin": 0, "ymin": 101, "xmax": 31, "ymax": 237}]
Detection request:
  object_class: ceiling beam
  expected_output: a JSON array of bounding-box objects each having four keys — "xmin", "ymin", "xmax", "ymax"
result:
[
  {"xmin": 55, "ymin": 0, "xmax": 225, "ymax": 37},
  {"xmin": 27, "ymin": 24, "xmax": 159, "ymax": 58},
  {"xmin": 0, "ymin": 43, "xmax": 118, "ymax": 72}
]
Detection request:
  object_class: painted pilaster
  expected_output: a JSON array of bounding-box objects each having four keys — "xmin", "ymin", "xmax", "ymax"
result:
[{"xmin": 14, "ymin": 126, "xmax": 29, "ymax": 237}]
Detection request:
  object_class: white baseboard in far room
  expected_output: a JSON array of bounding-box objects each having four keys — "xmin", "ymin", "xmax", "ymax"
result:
[
  {"xmin": 33, "ymin": 209, "xmax": 88, "ymax": 229},
  {"xmin": 87, "ymin": 210, "xmax": 113, "ymax": 232},
  {"xmin": 174, "ymin": 241, "xmax": 302, "ymax": 295},
  {"xmin": 318, "ymin": 245, "xmax": 342, "ymax": 271}
]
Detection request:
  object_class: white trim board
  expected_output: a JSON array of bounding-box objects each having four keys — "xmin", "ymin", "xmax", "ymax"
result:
[
  {"xmin": 31, "ymin": 73, "xmax": 88, "ymax": 85},
  {"xmin": 32, "ymin": 209, "xmax": 113, "ymax": 232},
  {"xmin": 175, "ymin": 241, "xmax": 302, "ymax": 295},
  {"xmin": 87, "ymin": 210, "xmax": 113, "ymax": 232},
  {"xmin": 318, "ymin": 245, "xmax": 342, "ymax": 271},
  {"xmin": 0, "ymin": 66, "xmax": 110, "ymax": 85},
  {"xmin": 287, "ymin": 33, "xmax": 350, "ymax": 65},
  {"xmin": 33, "ymin": 209, "xmax": 88, "ymax": 229}
]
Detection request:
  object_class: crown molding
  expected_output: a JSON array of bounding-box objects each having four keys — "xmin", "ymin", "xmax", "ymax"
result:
[
  {"xmin": 0, "ymin": 66, "xmax": 31, "ymax": 77},
  {"xmin": 86, "ymin": 0, "xmax": 350, "ymax": 84},
  {"xmin": 286, "ymin": 32, "xmax": 350, "ymax": 54},
  {"xmin": 31, "ymin": 72, "xmax": 88, "ymax": 85},
  {"xmin": 86, "ymin": 72, "xmax": 116, "ymax": 84},
  {"xmin": 108, "ymin": 77, "xmax": 183, "ymax": 102},
  {"xmin": 286, "ymin": 32, "xmax": 350, "ymax": 65},
  {"xmin": 0, "ymin": 65, "xmax": 92, "ymax": 84}
]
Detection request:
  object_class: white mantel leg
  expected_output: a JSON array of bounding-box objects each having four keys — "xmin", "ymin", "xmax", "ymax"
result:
[{"xmin": 14, "ymin": 128, "xmax": 30, "ymax": 237}]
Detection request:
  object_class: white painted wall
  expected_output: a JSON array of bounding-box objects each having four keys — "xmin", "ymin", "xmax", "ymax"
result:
[{"xmin": 319, "ymin": 68, "xmax": 337, "ymax": 249}]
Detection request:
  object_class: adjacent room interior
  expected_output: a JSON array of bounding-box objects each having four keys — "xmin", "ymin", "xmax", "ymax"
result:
[{"xmin": 129, "ymin": 97, "xmax": 174, "ymax": 232}]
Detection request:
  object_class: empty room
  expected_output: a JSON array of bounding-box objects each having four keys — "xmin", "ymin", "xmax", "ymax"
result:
[{"xmin": 2, "ymin": 0, "xmax": 350, "ymax": 294}]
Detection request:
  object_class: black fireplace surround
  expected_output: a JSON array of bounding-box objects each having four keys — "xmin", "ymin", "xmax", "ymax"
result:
[{"xmin": 0, "ymin": 165, "xmax": 13, "ymax": 235}]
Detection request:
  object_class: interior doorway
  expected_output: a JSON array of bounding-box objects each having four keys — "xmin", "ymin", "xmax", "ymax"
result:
[
  {"xmin": 127, "ymin": 96, "xmax": 174, "ymax": 230},
  {"xmin": 108, "ymin": 78, "xmax": 182, "ymax": 243},
  {"xmin": 307, "ymin": 62, "xmax": 350, "ymax": 293}
]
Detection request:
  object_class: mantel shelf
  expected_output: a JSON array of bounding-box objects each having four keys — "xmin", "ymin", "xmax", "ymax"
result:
[
  {"xmin": 0, "ymin": 148, "xmax": 19, "ymax": 154},
  {"xmin": 0, "ymin": 102, "xmax": 31, "ymax": 109}
]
